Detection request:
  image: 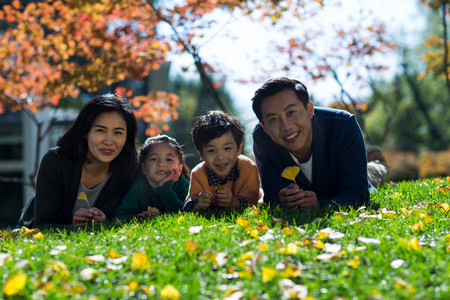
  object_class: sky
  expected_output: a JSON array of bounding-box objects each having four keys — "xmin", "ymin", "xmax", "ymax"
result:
[{"xmin": 167, "ymin": 0, "xmax": 427, "ymax": 148}]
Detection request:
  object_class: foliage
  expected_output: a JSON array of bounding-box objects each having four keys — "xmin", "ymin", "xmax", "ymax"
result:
[
  {"xmin": 0, "ymin": 0, "xmax": 180, "ymax": 135},
  {"xmin": 1, "ymin": 177, "xmax": 449, "ymax": 299},
  {"xmin": 164, "ymin": 76, "xmax": 236, "ymax": 169},
  {"xmin": 385, "ymin": 148, "xmax": 450, "ymax": 181},
  {"xmin": 419, "ymin": 0, "xmax": 450, "ymax": 87}
]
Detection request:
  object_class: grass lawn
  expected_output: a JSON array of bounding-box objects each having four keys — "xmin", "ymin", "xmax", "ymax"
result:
[{"xmin": 1, "ymin": 177, "xmax": 449, "ymax": 299}]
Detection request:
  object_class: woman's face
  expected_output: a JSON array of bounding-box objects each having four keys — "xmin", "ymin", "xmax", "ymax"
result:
[{"xmin": 85, "ymin": 111, "xmax": 127, "ymax": 165}]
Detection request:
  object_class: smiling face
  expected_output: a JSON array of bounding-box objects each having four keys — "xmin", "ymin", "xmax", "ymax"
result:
[
  {"xmin": 199, "ymin": 130, "xmax": 243, "ymax": 181},
  {"xmin": 260, "ymin": 88, "xmax": 314, "ymax": 163},
  {"xmin": 142, "ymin": 143, "xmax": 183, "ymax": 184},
  {"xmin": 85, "ymin": 111, "xmax": 127, "ymax": 165}
]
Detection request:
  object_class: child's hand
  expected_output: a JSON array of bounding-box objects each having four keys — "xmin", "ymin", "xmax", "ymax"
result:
[
  {"xmin": 194, "ymin": 189, "xmax": 214, "ymax": 211},
  {"xmin": 215, "ymin": 188, "xmax": 236, "ymax": 208},
  {"xmin": 158, "ymin": 167, "xmax": 181, "ymax": 187},
  {"xmin": 136, "ymin": 207, "xmax": 160, "ymax": 218}
]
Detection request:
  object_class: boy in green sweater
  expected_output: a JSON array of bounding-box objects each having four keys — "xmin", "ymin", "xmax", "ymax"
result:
[{"xmin": 115, "ymin": 135, "xmax": 190, "ymax": 219}]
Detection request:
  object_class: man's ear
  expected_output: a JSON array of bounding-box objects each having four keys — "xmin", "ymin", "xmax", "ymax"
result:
[
  {"xmin": 197, "ymin": 150, "xmax": 204, "ymax": 161},
  {"xmin": 259, "ymin": 121, "xmax": 267, "ymax": 132},
  {"xmin": 307, "ymin": 100, "xmax": 314, "ymax": 118}
]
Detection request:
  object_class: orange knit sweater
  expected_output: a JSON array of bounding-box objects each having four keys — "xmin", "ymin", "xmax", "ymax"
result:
[{"xmin": 186, "ymin": 155, "xmax": 260, "ymax": 206}]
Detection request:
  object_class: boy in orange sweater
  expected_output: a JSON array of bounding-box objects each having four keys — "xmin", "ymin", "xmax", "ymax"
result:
[{"xmin": 183, "ymin": 111, "xmax": 260, "ymax": 212}]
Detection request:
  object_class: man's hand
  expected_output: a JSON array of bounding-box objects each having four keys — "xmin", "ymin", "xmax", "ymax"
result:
[
  {"xmin": 278, "ymin": 183, "xmax": 318, "ymax": 210},
  {"xmin": 193, "ymin": 189, "xmax": 214, "ymax": 211},
  {"xmin": 73, "ymin": 207, "xmax": 106, "ymax": 227},
  {"xmin": 215, "ymin": 188, "xmax": 238, "ymax": 208},
  {"xmin": 297, "ymin": 190, "xmax": 318, "ymax": 209},
  {"xmin": 158, "ymin": 168, "xmax": 182, "ymax": 187}
]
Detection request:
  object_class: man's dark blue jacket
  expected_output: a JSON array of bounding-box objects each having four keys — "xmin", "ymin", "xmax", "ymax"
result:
[{"xmin": 252, "ymin": 107, "xmax": 370, "ymax": 207}]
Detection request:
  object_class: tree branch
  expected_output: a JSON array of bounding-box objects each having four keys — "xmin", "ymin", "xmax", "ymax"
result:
[
  {"xmin": 441, "ymin": 0, "xmax": 450, "ymax": 97},
  {"xmin": 148, "ymin": 2, "xmax": 228, "ymax": 112}
]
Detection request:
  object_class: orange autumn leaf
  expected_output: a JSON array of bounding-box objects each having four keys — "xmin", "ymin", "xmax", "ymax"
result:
[
  {"xmin": 394, "ymin": 278, "xmax": 415, "ymax": 293},
  {"xmin": 399, "ymin": 237, "xmax": 422, "ymax": 251},
  {"xmin": 2, "ymin": 273, "xmax": 27, "ymax": 296},
  {"xmin": 237, "ymin": 217, "xmax": 250, "ymax": 229},
  {"xmin": 185, "ymin": 239, "xmax": 199, "ymax": 257},
  {"xmin": 400, "ymin": 208, "xmax": 410, "ymax": 216},
  {"xmin": 250, "ymin": 229, "xmax": 259, "ymax": 238},
  {"xmin": 346, "ymin": 256, "xmax": 360, "ymax": 269},
  {"xmin": 255, "ymin": 243, "xmax": 269, "ymax": 251},
  {"xmin": 108, "ymin": 250, "xmax": 121, "ymax": 259},
  {"xmin": 411, "ymin": 222, "xmax": 423, "ymax": 232},
  {"xmin": 160, "ymin": 284, "xmax": 180, "ymax": 300},
  {"xmin": 315, "ymin": 241, "xmax": 326, "ymax": 249},
  {"xmin": 33, "ymin": 232, "xmax": 44, "ymax": 240},
  {"xmin": 262, "ymin": 267, "xmax": 276, "ymax": 282},
  {"xmin": 281, "ymin": 166, "xmax": 300, "ymax": 184},
  {"xmin": 440, "ymin": 203, "xmax": 449, "ymax": 213},
  {"xmin": 131, "ymin": 252, "xmax": 151, "ymax": 271},
  {"xmin": 277, "ymin": 243, "xmax": 299, "ymax": 255}
]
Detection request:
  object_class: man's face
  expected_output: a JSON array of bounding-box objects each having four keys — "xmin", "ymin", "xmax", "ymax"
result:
[{"xmin": 260, "ymin": 89, "xmax": 314, "ymax": 162}]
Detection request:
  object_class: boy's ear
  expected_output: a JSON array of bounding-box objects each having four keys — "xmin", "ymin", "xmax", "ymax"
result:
[
  {"xmin": 197, "ymin": 150, "xmax": 204, "ymax": 161},
  {"xmin": 237, "ymin": 143, "xmax": 243, "ymax": 155}
]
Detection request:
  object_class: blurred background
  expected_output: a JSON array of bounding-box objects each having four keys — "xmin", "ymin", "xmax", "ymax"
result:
[{"xmin": 1, "ymin": 0, "xmax": 449, "ymax": 227}]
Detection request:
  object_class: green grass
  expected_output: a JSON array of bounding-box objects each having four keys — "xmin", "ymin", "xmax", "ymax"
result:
[{"xmin": 1, "ymin": 177, "xmax": 449, "ymax": 299}]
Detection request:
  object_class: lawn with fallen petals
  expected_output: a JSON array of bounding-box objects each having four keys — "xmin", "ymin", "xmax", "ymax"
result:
[{"xmin": 1, "ymin": 177, "xmax": 449, "ymax": 299}]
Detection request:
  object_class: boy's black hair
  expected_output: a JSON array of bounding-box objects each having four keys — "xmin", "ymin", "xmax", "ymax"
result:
[
  {"xmin": 139, "ymin": 134, "xmax": 190, "ymax": 179},
  {"xmin": 191, "ymin": 110, "xmax": 245, "ymax": 154}
]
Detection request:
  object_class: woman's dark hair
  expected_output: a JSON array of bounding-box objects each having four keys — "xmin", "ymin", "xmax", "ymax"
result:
[
  {"xmin": 139, "ymin": 134, "xmax": 190, "ymax": 179},
  {"xmin": 57, "ymin": 93, "xmax": 137, "ymax": 163},
  {"xmin": 251, "ymin": 77, "xmax": 309, "ymax": 122},
  {"xmin": 191, "ymin": 110, "xmax": 245, "ymax": 154}
]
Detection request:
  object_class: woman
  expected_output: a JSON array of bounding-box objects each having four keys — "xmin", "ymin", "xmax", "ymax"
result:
[{"xmin": 33, "ymin": 94, "xmax": 139, "ymax": 227}]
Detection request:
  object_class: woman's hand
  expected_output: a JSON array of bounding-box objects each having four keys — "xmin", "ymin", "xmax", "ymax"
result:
[{"xmin": 73, "ymin": 207, "xmax": 106, "ymax": 227}]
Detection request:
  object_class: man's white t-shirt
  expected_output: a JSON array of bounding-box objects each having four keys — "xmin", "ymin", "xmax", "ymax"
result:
[{"xmin": 289, "ymin": 153, "xmax": 313, "ymax": 183}]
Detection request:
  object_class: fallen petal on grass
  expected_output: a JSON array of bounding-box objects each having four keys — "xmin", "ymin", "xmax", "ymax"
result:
[{"xmin": 357, "ymin": 237, "xmax": 381, "ymax": 245}]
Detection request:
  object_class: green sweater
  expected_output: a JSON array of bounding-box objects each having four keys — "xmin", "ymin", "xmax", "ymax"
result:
[{"xmin": 115, "ymin": 175, "xmax": 190, "ymax": 219}]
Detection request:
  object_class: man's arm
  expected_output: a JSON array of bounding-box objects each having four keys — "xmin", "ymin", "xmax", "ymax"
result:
[{"xmin": 318, "ymin": 115, "xmax": 369, "ymax": 207}]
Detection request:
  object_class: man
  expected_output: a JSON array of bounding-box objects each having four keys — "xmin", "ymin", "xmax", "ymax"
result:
[{"xmin": 252, "ymin": 77, "xmax": 385, "ymax": 210}]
